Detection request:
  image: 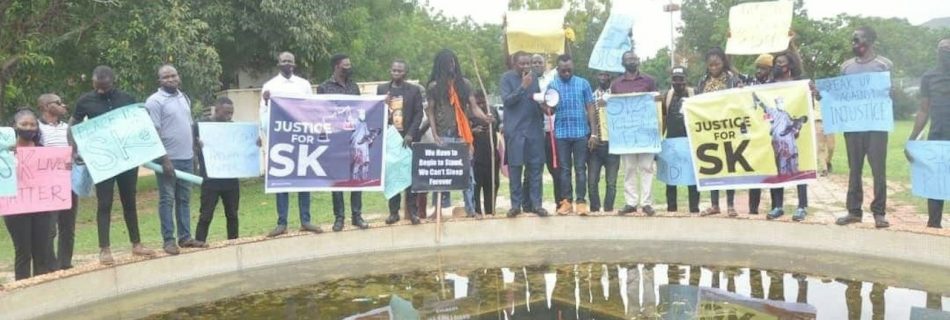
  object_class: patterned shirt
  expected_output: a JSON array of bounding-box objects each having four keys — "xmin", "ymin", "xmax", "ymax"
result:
[{"xmin": 548, "ymin": 75, "xmax": 593, "ymax": 139}]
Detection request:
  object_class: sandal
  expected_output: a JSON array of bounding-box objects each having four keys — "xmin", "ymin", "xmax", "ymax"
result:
[
  {"xmin": 727, "ymin": 207, "xmax": 738, "ymax": 217},
  {"xmin": 700, "ymin": 207, "xmax": 721, "ymax": 216}
]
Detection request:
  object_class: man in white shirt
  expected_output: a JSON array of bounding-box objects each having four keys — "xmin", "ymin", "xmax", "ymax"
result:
[
  {"xmin": 37, "ymin": 93, "xmax": 75, "ymax": 270},
  {"xmin": 530, "ymin": 53, "xmax": 562, "ymax": 207},
  {"xmin": 260, "ymin": 52, "xmax": 322, "ymax": 237}
]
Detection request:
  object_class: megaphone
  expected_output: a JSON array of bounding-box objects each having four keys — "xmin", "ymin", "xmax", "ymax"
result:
[{"xmin": 533, "ymin": 88, "xmax": 561, "ymax": 107}]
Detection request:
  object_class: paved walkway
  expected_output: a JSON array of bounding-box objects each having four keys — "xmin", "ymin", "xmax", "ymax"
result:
[{"xmin": 2, "ymin": 174, "xmax": 947, "ymax": 288}]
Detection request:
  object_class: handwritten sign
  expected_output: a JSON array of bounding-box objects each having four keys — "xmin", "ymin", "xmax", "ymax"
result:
[
  {"xmin": 606, "ymin": 92, "xmax": 661, "ymax": 154},
  {"xmin": 816, "ymin": 71, "xmax": 894, "ymax": 133},
  {"xmin": 588, "ymin": 13, "xmax": 634, "ymax": 72},
  {"xmin": 70, "ymin": 104, "xmax": 167, "ymax": 183},
  {"xmin": 0, "ymin": 147, "xmax": 72, "ymax": 215},
  {"xmin": 657, "ymin": 138, "xmax": 696, "ymax": 186},
  {"xmin": 506, "ymin": 9, "xmax": 566, "ymax": 54},
  {"xmin": 383, "ymin": 126, "xmax": 412, "ymax": 199},
  {"xmin": 725, "ymin": 1, "xmax": 794, "ymax": 55},
  {"xmin": 198, "ymin": 122, "xmax": 260, "ymax": 178},
  {"xmin": 0, "ymin": 128, "xmax": 16, "ymax": 196},
  {"xmin": 907, "ymin": 140, "xmax": 950, "ymax": 201},
  {"xmin": 411, "ymin": 142, "xmax": 470, "ymax": 193}
]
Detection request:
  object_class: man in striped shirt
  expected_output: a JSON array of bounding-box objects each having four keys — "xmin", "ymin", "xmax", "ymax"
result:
[{"xmin": 37, "ymin": 93, "xmax": 75, "ymax": 270}]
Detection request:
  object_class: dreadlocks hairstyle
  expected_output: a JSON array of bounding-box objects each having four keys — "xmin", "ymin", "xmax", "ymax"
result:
[
  {"xmin": 427, "ymin": 49, "xmax": 470, "ymax": 106},
  {"xmin": 12, "ymin": 107, "xmax": 42, "ymax": 146}
]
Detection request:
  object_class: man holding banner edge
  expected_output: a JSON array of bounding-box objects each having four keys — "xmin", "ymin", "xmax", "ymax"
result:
[{"xmin": 906, "ymin": 38, "xmax": 950, "ymax": 229}]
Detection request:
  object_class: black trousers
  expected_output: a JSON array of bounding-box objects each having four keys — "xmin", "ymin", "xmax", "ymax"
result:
[
  {"xmin": 473, "ymin": 164, "xmax": 499, "ymax": 214},
  {"xmin": 195, "ymin": 185, "xmax": 240, "ymax": 241},
  {"xmin": 387, "ymin": 189, "xmax": 418, "ymax": 217},
  {"xmin": 95, "ymin": 167, "xmax": 142, "ymax": 248},
  {"xmin": 5, "ymin": 212, "xmax": 53, "ymax": 280},
  {"xmin": 844, "ymin": 131, "xmax": 887, "ymax": 216},
  {"xmin": 332, "ymin": 192, "xmax": 363, "ymax": 219},
  {"xmin": 769, "ymin": 185, "xmax": 808, "ymax": 209},
  {"xmin": 47, "ymin": 193, "xmax": 78, "ymax": 271},
  {"xmin": 666, "ymin": 185, "xmax": 700, "ymax": 213},
  {"xmin": 710, "ymin": 190, "xmax": 735, "ymax": 207},
  {"xmin": 928, "ymin": 199, "xmax": 944, "ymax": 227}
]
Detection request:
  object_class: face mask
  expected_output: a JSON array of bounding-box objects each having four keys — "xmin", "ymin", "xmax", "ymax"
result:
[
  {"xmin": 772, "ymin": 66, "xmax": 788, "ymax": 79},
  {"xmin": 343, "ymin": 68, "xmax": 354, "ymax": 78},
  {"xmin": 15, "ymin": 129, "xmax": 37, "ymax": 140},
  {"xmin": 673, "ymin": 83, "xmax": 686, "ymax": 93},
  {"xmin": 623, "ymin": 63, "xmax": 639, "ymax": 73},
  {"xmin": 940, "ymin": 51, "xmax": 950, "ymax": 69},
  {"xmin": 279, "ymin": 65, "xmax": 293, "ymax": 77}
]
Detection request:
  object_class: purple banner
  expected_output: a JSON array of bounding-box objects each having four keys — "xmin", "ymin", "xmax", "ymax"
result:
[{"xmin": 266, "ymin": 94, "xmax": 387, "ymax": 193}]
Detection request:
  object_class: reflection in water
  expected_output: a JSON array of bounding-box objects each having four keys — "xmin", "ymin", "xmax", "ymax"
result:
[{"xmin": 147, "ymin": 263, "xmax": 949, "ymax": 320}]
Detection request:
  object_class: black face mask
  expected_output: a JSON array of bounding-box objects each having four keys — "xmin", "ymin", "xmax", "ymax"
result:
[
  {"xmin": 342, "ymin": 68, "xmax": 354, "ymax": 78},
  {"xmin": 772, "ymin": 66, "xmax": 789, "ymax": 79},
  {"xmin": 279, "ymin": 65, "xmax": 294, "ymax": 77},
  {"xmin": 16, "ymin": 129, "xmax": 37, "ymax": 140},
  {"xmin": 940, "ymin": 51, "xmax": 950, "ymax": 70},
  {"xmin": 673, "ymin": 83, "xmax": 686, "ymax": 94},
  {"xmin": 623, "ymin": 63, "xmax": 639, "ymax": 73}
]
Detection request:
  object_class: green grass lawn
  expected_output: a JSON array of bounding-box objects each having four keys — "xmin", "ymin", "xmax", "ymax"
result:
[{"xmin": 0, "ymin": 121, "xmax": 925, "ymax": 273}]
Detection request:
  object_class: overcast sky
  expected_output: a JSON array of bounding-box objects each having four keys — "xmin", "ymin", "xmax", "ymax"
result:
[{"xmin": 425, "ymin": 0, "xmax": 949, "ymax": 58}]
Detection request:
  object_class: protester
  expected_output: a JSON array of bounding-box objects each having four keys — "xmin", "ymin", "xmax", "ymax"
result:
[
  {"xmin": 4, "ymin": 108, "xmax": 54, "ymax": 280},
  {"xmin": 36, "ymin": 94, "xmax": 76, "ymax": 271},
  {"xmin": 260, "ymin": 52, "xmax": 321, "ymax": 237},
  {"xmin": 69, "ymin": 65, "xmax": 155, "ymax": 264},
  {"xmin": 193, "ymin": 97, "xmax": 241, "ymax": 246},
  {"xmin": 610, "ymin": 51, "xmax": 659, "ymax": 216},
  {"xmin": 835, "ymin": 27, "xmax": 893, "ymax": 228},
  {"xmin": 501, "ymin": 51, "xmax": 547, "ymax": 217},
  {"xmin": 695, "ymin": 47, "xmax": 743, "ymax": 217},
  {"xmin": 531, "ymin": 53, "xmax": 562, "ymax": 206},
  {"xmin": 662, "ymin": 67, "xmax": 700, "ymax": 213},
  {"xmin": 145, "ymin": 64, "xmax": 200, "ymax": 255},
  {"xmin": 317, "ymin": 53, "xmax": 370, "ymax": 231},
  {"xmin": 746, "ymin": 54, "xmax": 774, "ymax": 214},
  {"xmin": 471, "ymin": 90, "xmax": 500, "ymax": 216},
  {"xmin": 906, "ymin": 38, "xmax": 950, "ymax": 229},
  {"xmin": 587, "ymin": 71, "xmax": 620, "ymax": 213},
  {"xmin": 547, "ymin": 54, "xmax": 595, "ymax": 215},
  {"xmin": 764, "ymin": 52, "xmax": 810, "ymax": 222},
  {"xmin": 379, "ymin": 59, "xmax": 425, "ymax": 225},
  {"xmin": 424, "ymin": 49, "xmax": 494, "ymax": 219}
]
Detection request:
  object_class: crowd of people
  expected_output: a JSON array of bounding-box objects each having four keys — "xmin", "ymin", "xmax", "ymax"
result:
[{"xmin": 3, "ymin": 25, "xmax": 948, "ymax": 282}]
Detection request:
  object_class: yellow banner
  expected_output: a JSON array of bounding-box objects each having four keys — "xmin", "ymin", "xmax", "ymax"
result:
[
  {"xmin": 506, "ymin": 9, "xmax": 566, "ymax": 54},
  {"xmin": 684, "ymin": 81, "xmax": 817, "ymax": 191}
]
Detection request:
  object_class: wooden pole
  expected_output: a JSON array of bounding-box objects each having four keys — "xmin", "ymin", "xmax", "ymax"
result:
[{"xmin": 471, "ymin": 56, "xmax": 494, "ymax": 218}]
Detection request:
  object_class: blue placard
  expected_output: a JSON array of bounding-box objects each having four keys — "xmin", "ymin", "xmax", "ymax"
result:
[
  {"xmin": 907, "ymin": 140, "xmax": 950, "ymax": 201},
  {"xmin": 606, "ymin": 93, "xmax": 661, "ymax": 154},
  {"xmin": 657, "ymin": 138, "xmax": 696, "ymax": 186},
  {"xmin": 198, "ymin": 122, "xmax": 261, "ymax": 178},
  {"xmin": 70, "ymin": 104, "xmax": 167, "ymax": 183},
  {"xmin": 0, "ymin": 127, "xmax": 16, "ymax": 197},
  {"xmin": 383, "ymin": 126, "xmax": 412, "ymax": 199},
  {"xmin": 588, "ymin": 13, "xmax": 634, "ymax": 73},
  {"xmin": 816, "ymin": 71, "xmax": 894, "ymax": 133}
]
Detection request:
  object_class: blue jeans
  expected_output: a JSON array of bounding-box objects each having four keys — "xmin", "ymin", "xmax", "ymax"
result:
[
  {"xmin": 156, "ymin": 159, "xmax": 194, "ymax": 245},
  {"xmin": 588, "ymin": 142, "xmax": 620, "ymax": 211},
  {"xmin": 556, "ymin": 137, "xmax": 588, "ymax": 202},
  {"xmin": 276, "ymin": 192, "xmax": 311, "ymax": 226}
]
